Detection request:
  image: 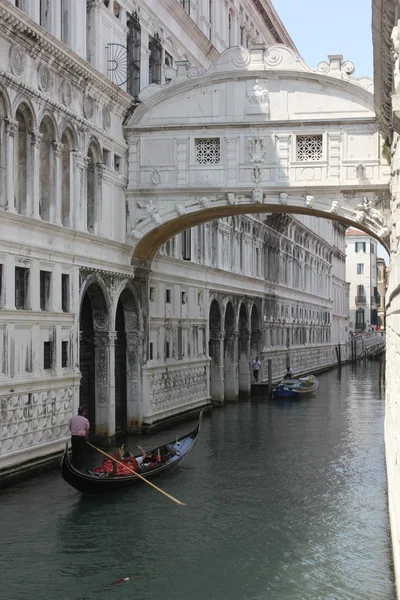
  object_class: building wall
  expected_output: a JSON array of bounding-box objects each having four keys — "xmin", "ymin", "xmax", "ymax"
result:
[
  {"xmin": 346, "ymin": 229, "xmax": 379, "ymax": 331},
  {"xmin": 0, "ymin": 0, "xmax": 369, "ymax": 471}
]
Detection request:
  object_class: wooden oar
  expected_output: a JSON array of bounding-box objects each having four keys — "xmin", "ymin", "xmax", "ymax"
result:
[{"xmin": 86, "ymin": 441, "xmax": 185, "ymax": 506}]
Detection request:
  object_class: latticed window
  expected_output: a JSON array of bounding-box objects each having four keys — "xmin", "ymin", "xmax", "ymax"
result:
[
  {"xmin": 296, "ymin": 135, "xmax": 323, "ymax": 161},
  {"xmin": 195, "ymin": 138, "xmax": 220, "ymax": 164}
]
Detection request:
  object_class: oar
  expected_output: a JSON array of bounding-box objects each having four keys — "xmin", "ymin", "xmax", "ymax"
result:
[{"xmin": 86, "ymin": 441, "xmax": 185, "ymax": 506}]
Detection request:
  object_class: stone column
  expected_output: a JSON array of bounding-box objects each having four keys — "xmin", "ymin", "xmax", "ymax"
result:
[
  {"xmin": 52, "ymin": 141, "xmax": 63, "ymax": 225},
  {"xmin": 126, "ymin": 330, "xmax": 144, "ymax": 432},
  {"xmin": 28, "ymin": 131, "xmax": 42, "ymax": 219},
  {"xmin": 95, "ymin": 163, "xmax": 105, "ymax": 235},
  {"xmin": 94, "ymin": 331, "xmax": 117, "ymax": 443},
  {"xmin": 239, "ymin": 328, "xmax": 251, "ymax": 394},
  {"xmin": 209, "ymin": 330, "xmax": 225, "ymax": 404},
  {"xmin": 4, "ymin": 118, "xmax": 18, "ymax": 212},
  {"xmin": 224, "ymin": 331, "xmax": 239, "ymax": 400}
]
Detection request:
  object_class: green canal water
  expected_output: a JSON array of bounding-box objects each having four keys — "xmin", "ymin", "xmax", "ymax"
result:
[{"xmin": 0, "ymin": 363, "xmax": 395, "ymax": 600}]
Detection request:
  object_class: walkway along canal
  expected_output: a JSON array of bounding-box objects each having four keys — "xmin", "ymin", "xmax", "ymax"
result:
[{"xmin": 0, "ymin": 363, "xmax": 394, "ymax": 600}]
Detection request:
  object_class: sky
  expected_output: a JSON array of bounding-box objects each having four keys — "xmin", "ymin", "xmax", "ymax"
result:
[
  {"xmin": 272, "ymin": 0, "xmax": 390, "ymax": 263},
  {"xmin": 272, "ymin": 0, "xmax": 373, "ymax": 78}
]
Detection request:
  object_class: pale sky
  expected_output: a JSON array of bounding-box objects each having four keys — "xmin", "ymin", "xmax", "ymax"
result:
[
  {"xmin": 272, "ymin": 0, "xmax": 373, "ymax": 78},
  {"xmin": 272, "ymin": 0, "xmax": 391, "ymax": 263}
]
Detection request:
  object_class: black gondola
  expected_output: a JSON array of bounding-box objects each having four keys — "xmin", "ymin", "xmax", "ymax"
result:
[{"xmin": 60, "ymin": 411, "xmax": 203, "ymax": 494}]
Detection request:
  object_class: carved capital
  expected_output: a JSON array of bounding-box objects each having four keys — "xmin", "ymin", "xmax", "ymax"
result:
[
  {"xmin": 52, "ymin": 141, "xmax": 64, "ymax": 157},
  {"xmin": 4, "ymin": 118, "xmax": 18, "ymax": 136},
  {"xmin": 29, "ymin": 130, "xmax": 43, "ymax": 148}
]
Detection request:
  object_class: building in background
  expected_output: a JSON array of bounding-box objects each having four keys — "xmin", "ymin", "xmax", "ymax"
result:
[
  {"xmin": 0, "ymin": 0, "xmax": 383, "ymax": 474},
  {"xmin": 346, "ymin": 228, "xmax": 380, "ymax": 332}
]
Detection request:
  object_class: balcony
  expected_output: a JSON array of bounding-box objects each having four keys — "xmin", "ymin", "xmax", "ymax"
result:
[
  {"xmin": 355, "ymin": 295, "xmax": 366, "ymax": 303},
  {"xmin": 371, "ymin": 293, "xmax": 381, "ymax": 306}
]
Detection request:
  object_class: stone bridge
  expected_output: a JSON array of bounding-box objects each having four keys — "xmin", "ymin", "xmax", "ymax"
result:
[{"xmin": 125, "ymin": 44, "xmax": 390, "ymax": 264}]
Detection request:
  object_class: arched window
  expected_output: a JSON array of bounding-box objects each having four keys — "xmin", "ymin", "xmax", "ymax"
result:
[
  {"xmin": 14, "ymin": 104, "xmax": 30, "ymax": 215},
  {"xmin": 39, "ymin": 117, "xmax": 55, "ymax": 222}
]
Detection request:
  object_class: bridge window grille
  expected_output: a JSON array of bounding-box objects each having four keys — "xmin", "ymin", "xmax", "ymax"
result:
[
  {"xmin": 195, "ymin": 138, "xmax": 220, "ymax": 164},
  {"xmin": 62, "ymin": 341, "xmax": 69, "ymax": 368},
  {"xmin": 296, "ymin": 135, "xmax": 323, "ymax": 161},
  {"xmin": 43, "ymin": 341, "xmax": 52, "ymax": 370}
]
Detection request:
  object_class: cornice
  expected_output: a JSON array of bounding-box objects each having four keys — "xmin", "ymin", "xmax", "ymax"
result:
[
  {"xmin": 0, "ymin": 1, "xmax": 133, "ymax": 113},
  {"xmin": 158, "ymin": 0, "xmax": 219, "ymax": 61},
  {"xmin": 251, "ymin": 0, "xmax": 298, "ymax": 51}
]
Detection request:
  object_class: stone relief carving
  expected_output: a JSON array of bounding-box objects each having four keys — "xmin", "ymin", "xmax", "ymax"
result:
[
  {"xmin": 330, "ymin": 201, "xmax": 340, "ymax": 214},
  {"xmin": 252, "ymin": 166, "xmax": 263, "ymax": 183},
  {"xmin": 61, "ymin": 80, "xmax": 72, "ymax": 107},
  {"xmin": 305, "ymin": 195, "xmax": 315, "ymax": 208},
  {"xmin": 199, "ymin": 197, "xmax": 211, "ymax": 209},
  {"xmin": 355, "ymin": 163, "xmax": 366, "ymax": 180},
  {"xmin": 149, "ymin": 366, "xmax": 208, "ymax": 414},
  {"xmin": 226, "ymin": 193, "xmax": 235, "ymax": 205},
  {"xmin": 9, "ymin": 44, "xmax": 25, "ymax": 76},
  {"xmin": 38, "ymin": 63, "xmax": 51, "ymax": 92},
  {"xmin": 83, "ymin": 94, "xmax": 94, "ymax": 119},
  {"xmin": 144, "ymin": 201, "xmax": 162, "ymax": 225},
  {"xmin": 248, "ymin": 137, "xmax": 265, "ymax": 163},
  {"xmin": 175, "ymin": 204, "xmax": 186, "ymax": 216},
  {"xmin": 151, "ymin": 169, "xmax": 163, "ymax": 186},
  {"xmin": 279, "ymin": 193, "xmax": 289, "ymax": 205},
  {"xmin": 356, "ymin": 198, "xmax": 384, "ymax": 226},
  {"xmin": 102, "ymin": 106, "xmax": 111, "ymax": 130},
  {"xmin": 0, "ymin": 388, "xmax": 74, "ymax": 455},
  {"xmin": 246, "ymin": 79, "xmax": 270, "ymax": 117},
  {"xmin": 252, "ymin": 189, "xmax": 263, "ymax": 203},
  {"xmin": 130, "ymin": 229, "xmax": 143, "ymax": 240}
]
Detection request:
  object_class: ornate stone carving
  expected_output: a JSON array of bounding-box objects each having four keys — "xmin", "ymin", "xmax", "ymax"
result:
[
  {"xmin": 199, "ymin": 197, "xmax": 210, "ymax": 209},
  {"xmin": 102, "ymin": 106, "xmax": 111, "ymax": 130},
  {"xmin": 356, "ymin": 198, "xmax": 385, "ymax": 226},
  {"xmin": 83, "ymin": 94, "xmax": 94, "ymax": 119},
  {"xmin": 38, "ymin": 63, "xmax": 51, "ymax": 92},
  {"xmin": 355, "ymin": 163, "xmax": 366, "ymax": 180},
  {"xmin": 279, "ymin": 193, "xmax": 289, "ymax": 205},
  {"xmin": 252, "ymin": 165, "xmax": 263, "ymax": 183},
  {"xmin": 9, "ymin": 44, "xmax": 25, "ymax": 76},
  {"xmin": 330, "ymin": 201, "xmax": 340, "ymax": 214},
  {"xmin": 145, "ymin": 201, "xmax": 162, "ymax": 225},
  {"xmin": 61, "ymin": 80, "xmax": 72, "ymax": 107},
  {"xmin": 175, "ymin": 204, "xmax": 186, "ymax": 216},
  {"xmin": 151, "ymin": 169, "xmax": 163, "ymax": 186},
  {"xmin": 130, "ymin": 229, "xmax": 143, "ymax": 240},
  {"xmin": 248, "ymin": 137, "xmax": 265, "ymax": 163},
  {"xmin": 149, "ymin": 366, "xmax": 208, "ymax": 414},
  {"xmin": 246, "ymin": 80, "xmax": 270, "ymax": 117},
  {"xmin": 226, "ymin": 193, "xmax": 235, "ymax": 205},
  {"xmin": 305, "ymin": 195, "xmax": 314, "ymax": 208},
  {"xmin": 252, "ymin": 189, "xmax": 263, "ymax": 203}
]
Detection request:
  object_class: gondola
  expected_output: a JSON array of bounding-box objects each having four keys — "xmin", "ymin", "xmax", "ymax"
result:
[{"xmin": 60, "ymin": 411, "xmax": 203, "ymax": 494}]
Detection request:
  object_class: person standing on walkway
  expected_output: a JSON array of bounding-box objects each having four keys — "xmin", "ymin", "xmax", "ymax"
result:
[
  {"xmin": 252, "ymin": 357, "xmax": 261, "ymax": 382},
  {"xmin": 70, "ymin": 407, "xmax": 90, "ymax": 469}
]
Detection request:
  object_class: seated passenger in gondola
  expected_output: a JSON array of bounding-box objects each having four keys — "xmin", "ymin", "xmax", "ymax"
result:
[{"xmin": 136, "ymin": 445, "xmax": 161, "ymax": 471}]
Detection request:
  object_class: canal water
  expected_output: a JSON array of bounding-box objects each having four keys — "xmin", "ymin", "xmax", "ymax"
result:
[{"xmin": 0, "ymin": 363, "xmax": 395, "ymax": 600}]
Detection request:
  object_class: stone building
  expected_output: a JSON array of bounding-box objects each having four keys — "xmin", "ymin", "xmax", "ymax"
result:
[
  {"xmin": 376, "ymin": 256, "xmax": 387, "ymax": 328},
  {"xmin": 0, "ymin": 0, "xmax": 388, "ymax": 475},
  {"xmin": 345, "ymin": 228, "xmax": 380, "ymax": 332}
]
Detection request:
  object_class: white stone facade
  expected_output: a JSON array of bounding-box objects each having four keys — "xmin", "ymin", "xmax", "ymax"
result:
[
  {"xmin": 0, "ymin": 0, "xmax": 389, "ymax": 474},
  {"xmin": 345, "ymin": 228, "xmax": 379, "ymax": 332}
]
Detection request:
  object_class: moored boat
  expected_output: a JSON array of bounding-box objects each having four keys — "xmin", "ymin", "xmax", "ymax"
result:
[
  {"xmin": 272, "ymin": 375, "xmax": 319, "ymax": 399},
  {"xmin": 60, "ymin": 411, "xmax": 203, "ymax": 494}
]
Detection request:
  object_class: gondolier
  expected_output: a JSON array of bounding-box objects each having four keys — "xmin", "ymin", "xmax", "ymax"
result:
[{"xmin": 70, "ymin": 407, "xmax": 90, "ymax": 469}]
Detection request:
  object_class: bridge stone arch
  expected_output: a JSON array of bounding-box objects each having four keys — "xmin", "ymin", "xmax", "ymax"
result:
[{"xmin": 126, "ymin": 44, "xmax": 390, "ymax": 265}]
